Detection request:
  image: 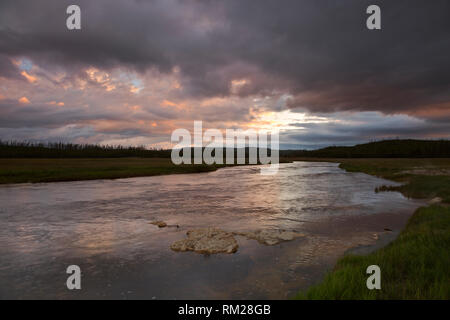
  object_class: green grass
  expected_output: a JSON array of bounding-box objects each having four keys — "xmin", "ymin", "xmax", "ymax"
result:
[
  {"xmin": 0, "ymin": 158, "xmax": 224, "ymax": 184},
  {"xmin": 337, "ymin": 158, "xmax": 450, "ymax": 202},
  {"xmin": 294, "ymin": 158, "xmax": 450, "ymax": 300},
  {"xmin": 296, "ymin": 205, "xmax": 450, "ymax": 299}
]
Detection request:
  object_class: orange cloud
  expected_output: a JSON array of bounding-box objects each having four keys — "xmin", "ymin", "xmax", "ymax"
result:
[
  {"xmin": 88, "ymin": 120, "xmax": 147, "ymax": 133},
  {"xmin": 161, "ymin": 100, "xmax": 177, "ymax": 107},
  {"xmin": 49, "ymin": 101, "xmax": 65, "ymax": 106},
  {"xmin": 19, "ymin": 97, "xmax": 30, "ymax": 104},
  {"xmin": 172, "ymin": 81, "xmax": 181, "ymax": 89},
  {"xmin": 160, "ymin": 99, "xmax": 188, "ymax": 110},
  {"xmin": 407, "ymin": 102, "xmax": 450, "ymax": 119},
  {"xmin": 129, "ymin": 105, "xmax": 141, "ymax": 111},
  {"xmin": 230, "ymin": 78, "xmax": 249, "ymax": 94},
  {"xmin": 105, "ymin": 84, "xmax": 116, "ymax": 92},
  {"xmin": 21, "ymin": 71, "xmax": 37, "ymax": 83},
  {"xmin": 85, "ymin": 67, "xmax": 115, "ymax": 91},
  {"xmin": 130, "ymin": 86, "xmax": 140, "ymax": 93}
]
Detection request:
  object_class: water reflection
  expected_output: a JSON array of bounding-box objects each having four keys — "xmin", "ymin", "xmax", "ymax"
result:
[{"xmin": 0, "ymin": 162, "xmax": 423, "ymax": 299}]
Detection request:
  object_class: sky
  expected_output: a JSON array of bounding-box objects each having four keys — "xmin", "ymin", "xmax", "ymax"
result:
[{"xmin": 0, "ymin": 0, "xmax": 449, "ymax": 149}]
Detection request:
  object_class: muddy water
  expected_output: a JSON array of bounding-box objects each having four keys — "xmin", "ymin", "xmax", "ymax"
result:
[{"xmin": 0, "ymin": 162, "xmax": 423, "ymax": 299}]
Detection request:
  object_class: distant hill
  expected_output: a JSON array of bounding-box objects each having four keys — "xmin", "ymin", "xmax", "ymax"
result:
[{"xmin": 280, "ymin": 139, "xmax": 450, "ymax": 158}]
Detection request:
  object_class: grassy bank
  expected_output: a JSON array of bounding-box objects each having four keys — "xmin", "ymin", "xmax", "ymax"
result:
[
  {"xmin": 0, "ymin": 158, "xmax": 223, "ymax": 184},
  {"xmin": 296, "ymin": 205, "xmax": 450, "ymax": 299},
  {"xmin": 295, "ymin": 158, "xmax": 450, "ymax": 299},
  {"xmin": 338, "ymin": 158, "xmax": 450, "ymax": 203}
]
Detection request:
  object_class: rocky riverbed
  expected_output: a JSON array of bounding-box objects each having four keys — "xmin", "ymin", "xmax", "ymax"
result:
[{"xmin": 169, "ymin": 226, "xmax": 305, "ymax": 254}]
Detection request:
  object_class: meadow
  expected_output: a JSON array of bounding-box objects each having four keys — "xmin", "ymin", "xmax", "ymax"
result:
[
  {"xmin": 0, "ymin": 158, "xmax": 222, "ymax": 184},
  {"xmin": 295, "ymin": 158, "xmax": 450, "ymax": 299}
]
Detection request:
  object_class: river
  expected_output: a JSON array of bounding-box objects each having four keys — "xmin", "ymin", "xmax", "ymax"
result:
[{"xmin": 0, "ymin": 162, "xmax": 423, "ymax": 299}]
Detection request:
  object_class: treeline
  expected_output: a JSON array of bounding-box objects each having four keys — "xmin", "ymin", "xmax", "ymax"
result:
[
  {"xmin": 280, "ymin": 139, "xmax": 450, "ymax": 158},
  {"xmin": 1, "ymin": 139, "xmax": 449, "ymax": 159},
  {"xmin": 0, "ymin": 141, "xmax": 171, "ymax": 158},
  {"xmin": 0, "ymin": 141, "xmax": 275, "ymax": 160}
]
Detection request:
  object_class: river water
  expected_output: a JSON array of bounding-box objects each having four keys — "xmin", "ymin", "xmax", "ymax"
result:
[{"xmin": 0, "ymin": 162, "xmax": 423, "ymax": 299}]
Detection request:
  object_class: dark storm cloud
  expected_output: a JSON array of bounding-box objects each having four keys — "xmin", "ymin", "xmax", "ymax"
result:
[
  {"xmin": 0, "ymin": 98, "xmax": 160, "ymax": 134},
  {"xmin": 1, "ymin": 0, "xmax": 449, "ymax": 114},
  {"xmin": 0, "ymin": 54, "xmax": 22, "ymax": 79},
  {"xmin": 0, "ymin": 99, "xmax": 116, "ymax": 128}
]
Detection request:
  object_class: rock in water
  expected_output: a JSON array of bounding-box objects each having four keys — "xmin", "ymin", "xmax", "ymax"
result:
[
  {"xmin": 150, "ymin": 221, "xmax": 167, "ymax": 228},
  {"xmin": 171, "ymin": 228, "xmax": 239, "ymax": 254},
  {"xmin": 234, "ymin": 229, "xmax": 305, "ymax": 245}
]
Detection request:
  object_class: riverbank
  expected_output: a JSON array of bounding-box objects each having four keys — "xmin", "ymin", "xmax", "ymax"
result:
[
  {"xmin": 0, "ymin": 157, "xmax": 297, "ymax": 184},
  {"xmin": 295, "ymin": 158, "xmax": 450, "ymax": 299},
  {"xmin": 0, "ymin": 158, "xmax": 224, "ymax": 184}
]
